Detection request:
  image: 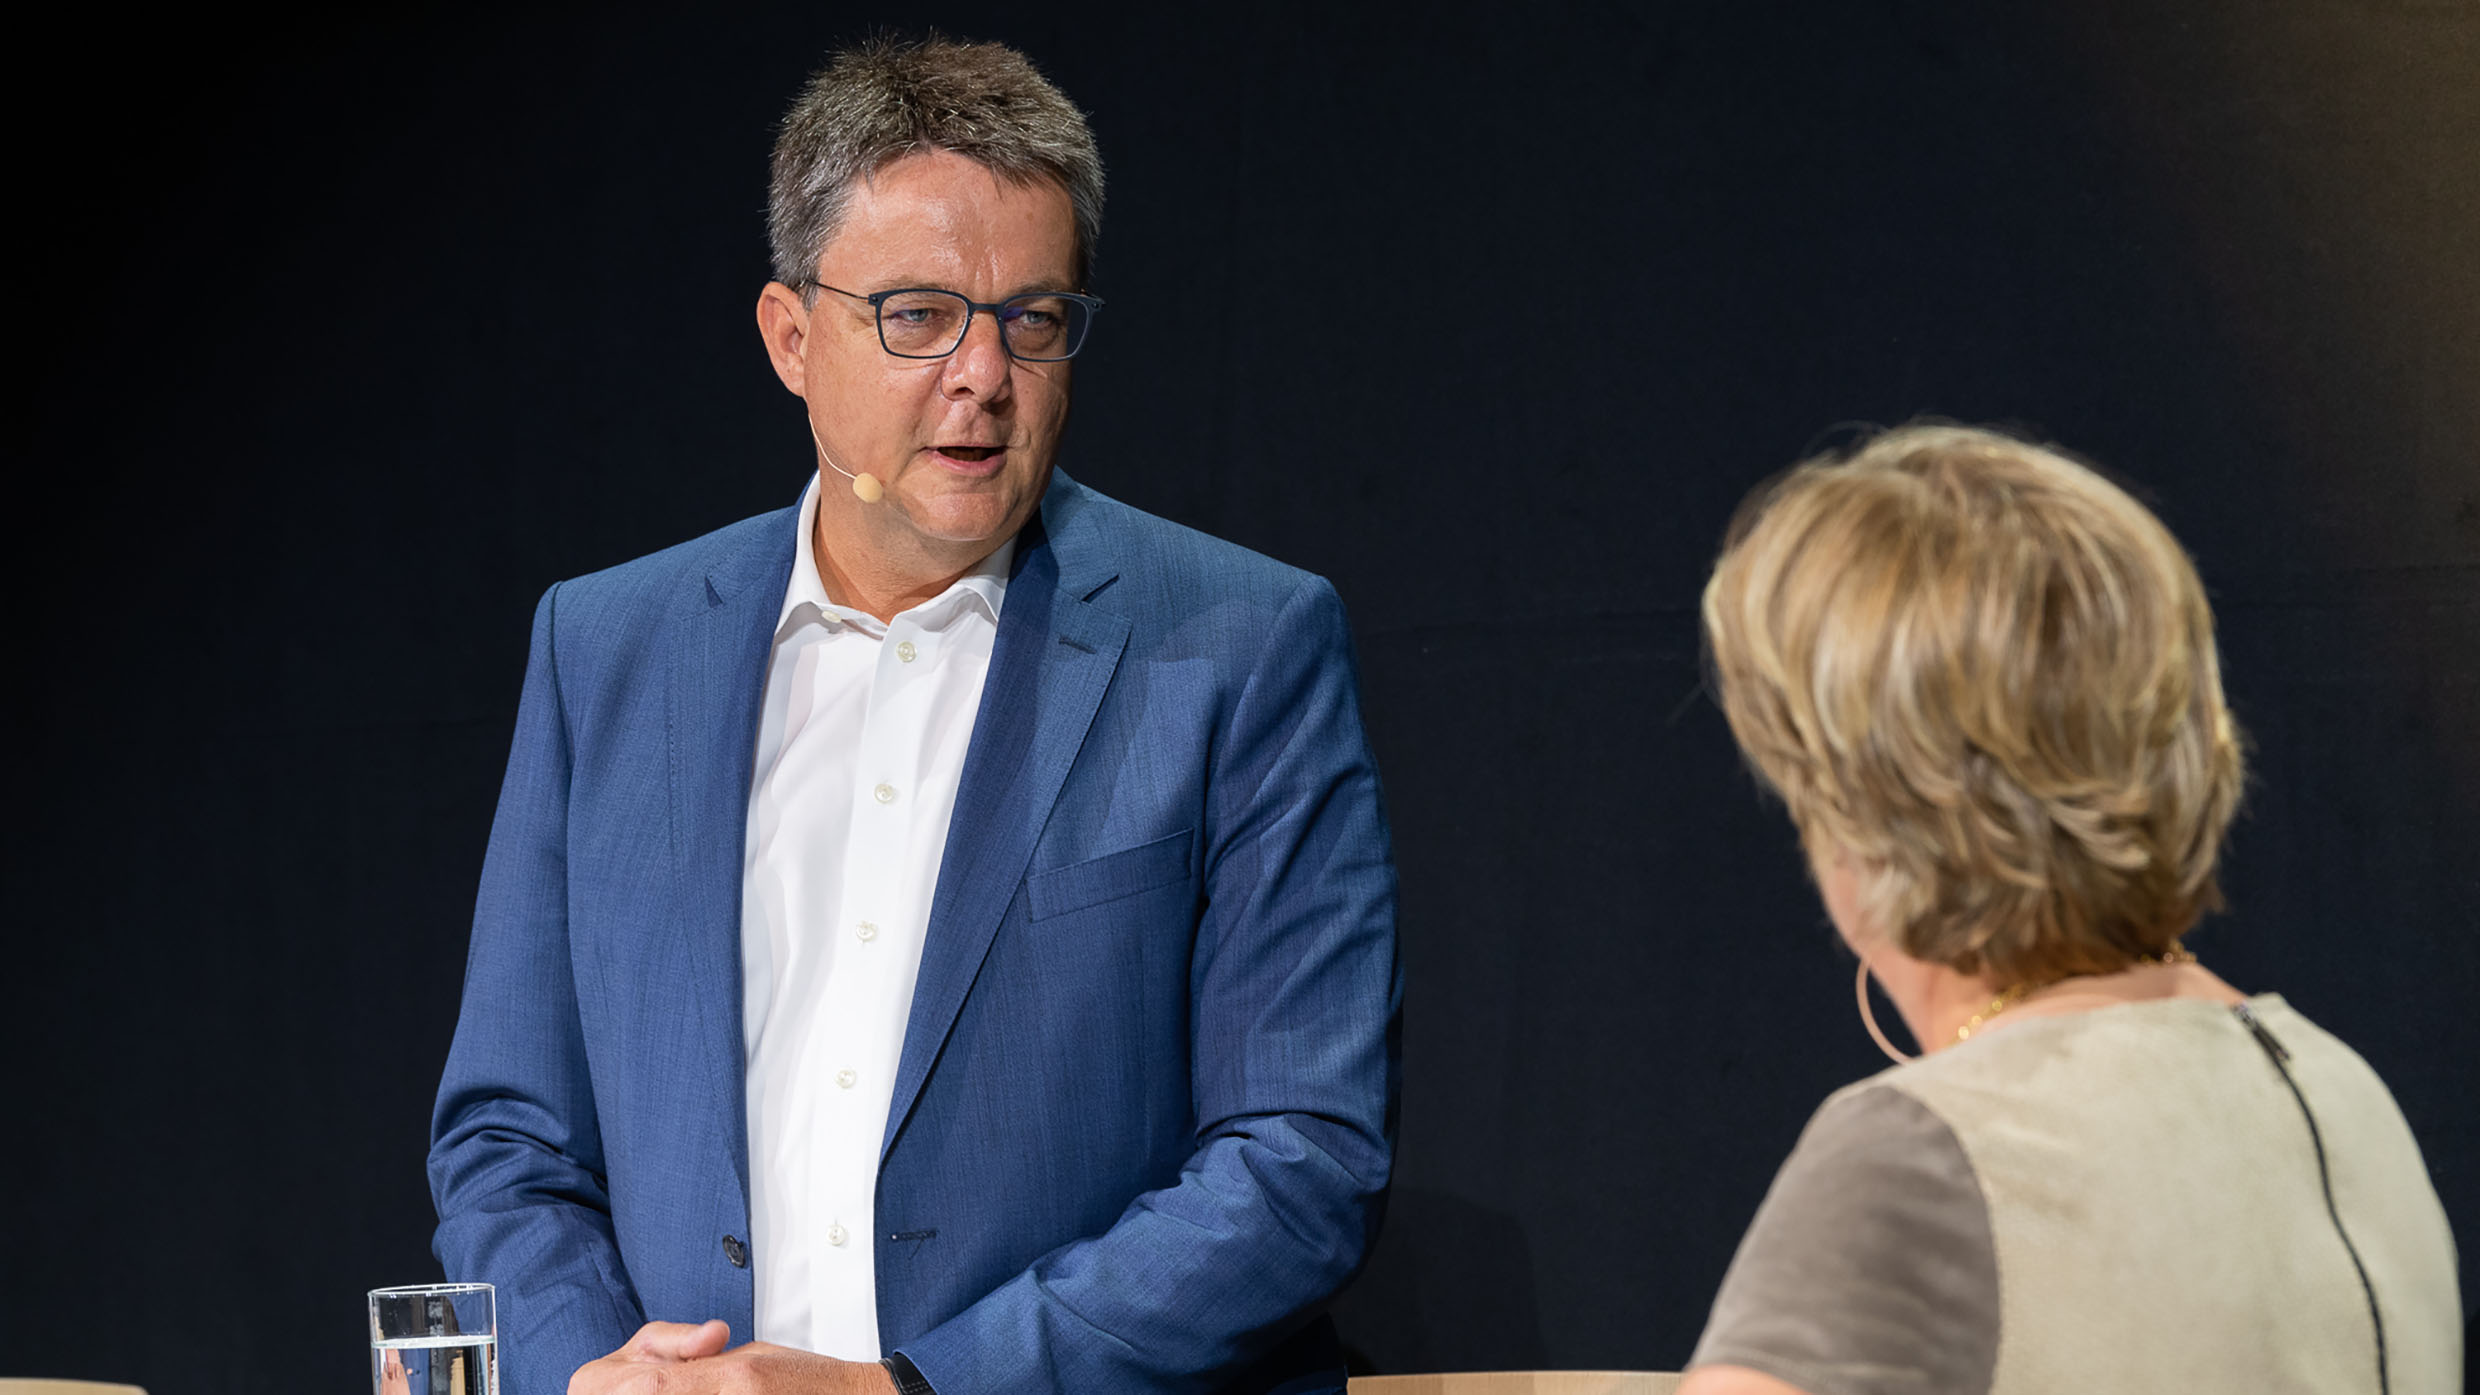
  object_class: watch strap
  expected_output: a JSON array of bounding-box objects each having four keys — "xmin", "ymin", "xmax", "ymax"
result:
[{"xmin": 881, "ymin": 1351, "xmax": 937, "ymax": 1395}]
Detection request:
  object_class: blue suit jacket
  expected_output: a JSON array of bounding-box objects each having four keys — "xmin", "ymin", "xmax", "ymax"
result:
[{"xmin": 428, "ymin": 474, "xmax": 1401, "ymax": 1395}]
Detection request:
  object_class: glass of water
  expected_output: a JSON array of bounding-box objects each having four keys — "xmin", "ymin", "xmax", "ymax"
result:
[{"xmin": 369, "ymin": 1282, "xmax": 496, "ymax": 1395}]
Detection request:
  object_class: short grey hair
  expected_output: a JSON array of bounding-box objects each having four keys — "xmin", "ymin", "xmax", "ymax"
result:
[{"xmin": 768, "ymin": 36, "xmax": 1106, "ymax": 292}]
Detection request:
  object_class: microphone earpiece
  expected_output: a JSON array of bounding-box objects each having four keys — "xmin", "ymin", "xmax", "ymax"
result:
[
  {"xmin": 797, "ymin": 326, "xmax": 881, "ymax": 502},
  {"xmin": 807, "ymin": 420, "xmax": 884, "ymax": 503}
]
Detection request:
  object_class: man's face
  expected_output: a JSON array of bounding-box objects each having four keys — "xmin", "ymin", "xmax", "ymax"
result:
[{"xmin": 772, "ymin": 149, "xmax": 1079, "ymax": 562}]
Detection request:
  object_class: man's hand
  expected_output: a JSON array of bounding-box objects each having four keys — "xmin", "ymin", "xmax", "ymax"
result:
[
  {"xmin": 568, "ymin": 1321, "xmax": 898, "ymax": 1395},
  {"xmin": 568, "ymin": 1321, "xmax": 730, "ymax": 1394}
]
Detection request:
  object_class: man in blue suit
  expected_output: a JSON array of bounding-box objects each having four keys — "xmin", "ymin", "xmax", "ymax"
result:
[{"xmin": 427, "ymin": 37, "xmax": 1399, "ymax": 1395}]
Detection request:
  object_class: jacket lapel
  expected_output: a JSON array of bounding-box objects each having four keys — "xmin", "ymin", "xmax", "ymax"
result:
[
  {"xmin": 883, "ymin": 488, "xmax": 1129, "ymax": 1159},
  {"xmin": 668, "ymin": 506, "xmax": 799, "ymax": 1199}
]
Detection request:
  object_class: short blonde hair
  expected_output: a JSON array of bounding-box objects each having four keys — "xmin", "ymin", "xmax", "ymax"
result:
[{"xmin": 1701, "ymin": 424, "xmax": 2246, "ymax": 985}]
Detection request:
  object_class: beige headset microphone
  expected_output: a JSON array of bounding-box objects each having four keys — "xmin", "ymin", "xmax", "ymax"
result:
[
  {"xmin": 798, "ymin": 313, "xmax": 885, "ymax": 503},
  {"xmin": 808, "ymin": 419, "xmax": 884, "ymax": 503}
]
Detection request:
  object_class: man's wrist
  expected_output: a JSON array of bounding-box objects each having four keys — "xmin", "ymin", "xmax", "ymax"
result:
[{"xmin": 880, "ymin": 1351, "xmax": 937, "ymax": 1395}]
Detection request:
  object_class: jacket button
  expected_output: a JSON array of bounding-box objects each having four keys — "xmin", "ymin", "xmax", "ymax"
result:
[{"xmin": 722, "ymin": 1235, "xmax": 748, "ymax": 1268}]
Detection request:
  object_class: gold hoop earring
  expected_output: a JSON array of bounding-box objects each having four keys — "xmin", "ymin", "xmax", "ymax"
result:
[{"xmin": 1855, "ymin": 956, "xmax": 1915, "ymax": 1065}]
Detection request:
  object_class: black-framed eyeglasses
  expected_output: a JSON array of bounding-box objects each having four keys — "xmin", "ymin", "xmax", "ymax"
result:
[{"xmin": 809, "ymin": 282, "xmax": 1104, "ymax": 362}]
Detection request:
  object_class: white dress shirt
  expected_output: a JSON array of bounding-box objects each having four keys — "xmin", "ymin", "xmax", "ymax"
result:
[{"xmin": 740, "ymin": 478, "xmax": 1012, "ymax": 1358}]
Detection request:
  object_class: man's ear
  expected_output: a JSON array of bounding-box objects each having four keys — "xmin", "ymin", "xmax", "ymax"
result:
[{"xmin": 756, "ymin": 282, "xmax": 812, "ymax": 396}]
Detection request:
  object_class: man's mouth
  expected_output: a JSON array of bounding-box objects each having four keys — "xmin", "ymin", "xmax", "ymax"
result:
[{"xmin": 937, "ymin": 445, "xmax": 1003, "ymax": 463}]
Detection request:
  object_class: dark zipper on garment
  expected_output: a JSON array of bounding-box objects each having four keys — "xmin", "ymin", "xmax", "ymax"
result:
[{"xmin": 2233, "ymin": 1001, "xmax": 2389, "ymax": 1395}]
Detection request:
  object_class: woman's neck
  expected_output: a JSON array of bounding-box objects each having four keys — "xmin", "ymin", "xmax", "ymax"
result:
[{"xmin": 1894, "ymin": 957, "xmax": 2246, "ymax": 1054}]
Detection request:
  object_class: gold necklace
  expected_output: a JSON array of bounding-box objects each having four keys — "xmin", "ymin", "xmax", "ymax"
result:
[
  {"xmin": 1953, "ymin": 941, "xmax": 2197, "ymax": 1043},
  {"xmin": 1953, "ymin": 983, "xmax": 2036, "ymax": 1042}
]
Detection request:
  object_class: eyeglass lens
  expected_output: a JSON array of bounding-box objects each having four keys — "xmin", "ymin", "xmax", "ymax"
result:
[{"xmin": 877, "ymin": 291, "xmax": 1090, "ymax": 360}]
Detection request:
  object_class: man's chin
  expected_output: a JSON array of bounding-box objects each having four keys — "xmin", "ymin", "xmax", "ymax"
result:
[
  {"xmin": 893, "ymin": 472, "xmax": 1048, "ymax": 544},
  {"xmin": 886, "ymin": 494, "xmax": 1033, "ymax": 553}
]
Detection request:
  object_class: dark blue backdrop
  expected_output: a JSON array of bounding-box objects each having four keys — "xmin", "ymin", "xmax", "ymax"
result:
[{"xmin": 12, "ymin": 3, "xmax": 2474, "ymax": 1390}]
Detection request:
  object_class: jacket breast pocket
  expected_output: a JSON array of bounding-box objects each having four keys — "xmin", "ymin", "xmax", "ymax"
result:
[{"xmin": 1027, "ymin": 829, "xmax": 1196, "ymax": 921}]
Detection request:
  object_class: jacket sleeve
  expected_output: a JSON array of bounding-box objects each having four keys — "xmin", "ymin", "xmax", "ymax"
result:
[
  {"xmin": 896, "ymin": 574, "xmax": 1403, "ymax": 1395},
  {"xmin": 427, "ymin": 583, "xmax": 646, "ymax": 1394}
]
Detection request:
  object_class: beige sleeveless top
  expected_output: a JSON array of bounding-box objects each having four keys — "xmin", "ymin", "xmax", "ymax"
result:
[{"xmin": 1689, "ymin": 995, "xmax": 2461, "ymax": 1394}]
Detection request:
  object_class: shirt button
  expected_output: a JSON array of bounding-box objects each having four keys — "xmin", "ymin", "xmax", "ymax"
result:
[
  {"xmin": 896, "ymin": 640, "xmax": 919, "ymax": 663},
  {"xmin": 836, "ymin": 1068, "xmax": 857, "ymax": 1089},
  {"xmin": 874, "ymin": 783, "xmax": 897, "ymax": 804},
  {"xmin": 827, "ymin": 1223, "xmax": 849, "ymax": 1247},
  {"xmin": 857, "ymin": 921, "xmax": 879, "ymax": 942}
]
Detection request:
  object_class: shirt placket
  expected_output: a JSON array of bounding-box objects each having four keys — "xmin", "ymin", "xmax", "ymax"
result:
[{"xmin": 807, "ymin": 606, "xmax": 942, "ymax": 1357}]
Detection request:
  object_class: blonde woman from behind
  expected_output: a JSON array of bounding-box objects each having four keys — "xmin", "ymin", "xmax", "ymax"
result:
[{"xmin": 1683, "ymin": 425, "xmax": 2459, "ymax": 1395}]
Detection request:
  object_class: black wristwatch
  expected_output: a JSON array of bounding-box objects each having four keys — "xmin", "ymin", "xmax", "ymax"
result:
[{"xmin": 881, "ymin": 1351, "xmax": 938, "ymax": 1395}]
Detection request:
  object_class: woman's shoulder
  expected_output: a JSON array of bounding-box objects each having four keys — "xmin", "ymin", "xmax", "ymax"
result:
[
  {"xmin": 1798, "ymin": 1075, "xmax": 1972, "ymax": 1162},
  {"xmin": 1690, "ymin": 1082, "xmax": 2002, "ymax": 1395},
  {"xmin": 1855, "ymin": 994, "xmax": 2313, "ymax": 1211},
  {"xmin": 1863, "ymin": 992, "xmax": 2462, "ymax": 1392},
  {"xmin": 1873, "ymin": 992, "xmax": 2405, "ymax": 1135}
]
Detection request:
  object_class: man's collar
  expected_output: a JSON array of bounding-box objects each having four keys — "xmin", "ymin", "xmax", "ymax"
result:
[
  {"xmin": 777, "ymin": 475, "xmax": 835, "ymax": 631},
  {"xmin": 778, "ymin": 474, "xmax": 1015, "ymax": 633}
]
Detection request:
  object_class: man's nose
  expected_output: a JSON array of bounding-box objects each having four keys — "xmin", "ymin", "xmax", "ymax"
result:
[{"xmin": 941, "ymin": 308, "xmax": 1013, "ymax": 400}]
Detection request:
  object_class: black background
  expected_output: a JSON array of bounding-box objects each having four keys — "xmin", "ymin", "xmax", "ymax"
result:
[{"xmin": 11, "ymin": 2, "xmax": 2476, "ymax": 1390}]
